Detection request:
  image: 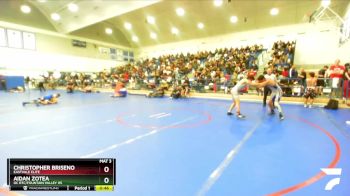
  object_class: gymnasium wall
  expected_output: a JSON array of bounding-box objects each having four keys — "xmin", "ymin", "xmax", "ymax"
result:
[
  {"xmin": 0, "ymin": 47, "xmax": 120, "ymax": 77},
  {"xmin": 296, "ymin": 30, "xmax": 350, "ymax": 67},
  {"xmin": 0, "ymin": 21, "xmax": 133, "ymax": 75},
  {"xmin": 138, "ymin": 21, "xmax": 350, "ymax": 66}
]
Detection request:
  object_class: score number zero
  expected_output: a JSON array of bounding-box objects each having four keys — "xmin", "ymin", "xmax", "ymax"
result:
[
  {"xmin": 103, "ymin": 166, "xmax": 110, "ymax": 184},
  {"xmin": 99, "ymin": 159, "xmax": 113, "ymax": 184}
]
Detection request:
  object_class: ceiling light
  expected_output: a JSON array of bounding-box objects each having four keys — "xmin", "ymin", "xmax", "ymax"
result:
[
  {"xmin": 68, "ymin": 3, "xmax": 79, "ymax": 12},
  {"xmin": 124, "ymin": 22, "xmax": 132, "ymax": 30},
  {"xmin": 176, "ymin": 8, "xmax": 185, "ymax": 16},
  {"xmin": 321, "ymin": 0, "xmax": 331, "ymax": 7},
  {"xmin": 105, "ymin": 28, "xmax": 113, "ymax": 35},
  {"xmin": 20, "ymin": 5, "xmax": 31, "ymax": 14},
  {"xmin": 146, "ymin": 16, "xmax": 155, "ymax": 24},
  {"xmin": 171, "ymin": 27, "xmax": 179, "ymax": 35},
  {"xmin": 197, "ymin": 22, "xmax": 204, "ymax": 29},
  {"xmin": 51, "ymin": 13, "xmax": 61, "ymax": 21},
  {"xmin": 214, "ymin": 0, "xmax": 223, "ymax": 7},
  {"xmin": 230, "ymin": 16, "xmax": 238, "ymax": 23},
  {"xmin": 132, "ymin": 35, "xmax": 139, "ymax": 42},
  {"xmin": 150, "ymin": 32, "xmax": 157, "ymax": 39},
  {"xmin": 270, "ymin": 8, "xmax": 279, "ymax": 16}
]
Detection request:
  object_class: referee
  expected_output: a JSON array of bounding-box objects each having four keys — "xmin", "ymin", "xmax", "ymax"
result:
[{"xmin": 263, "ymin": 68, "xmax": 277, "ymax": 106}]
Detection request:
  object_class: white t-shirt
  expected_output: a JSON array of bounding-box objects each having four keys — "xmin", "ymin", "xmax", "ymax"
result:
[{"xmin": 264, "ymin": 74, "xmax": 277, "ymax": 82}]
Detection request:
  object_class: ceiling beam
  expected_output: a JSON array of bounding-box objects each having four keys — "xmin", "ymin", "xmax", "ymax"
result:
[{"xmin": 62, "ymin": 0, "xmax": 161, "ymax": 33}]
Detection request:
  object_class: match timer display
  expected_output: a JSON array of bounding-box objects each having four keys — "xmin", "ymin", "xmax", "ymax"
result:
[{"xmin": 7, "ymin": 158, "xmax": 115, "ymax": 191}]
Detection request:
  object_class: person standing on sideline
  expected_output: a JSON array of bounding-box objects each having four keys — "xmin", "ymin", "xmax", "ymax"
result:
[
  {"xmin": 343, "ymin": 65, "xmax": 350, "ymax": 102},
  {"xmin": 38, "ymin": 75, "xmax": 46, "ymax": 92},
  {"xmin": 263, "ymin": 68, "xmax": 277, "ymax": 106},
  {"xmin": 329, "ymin": 59, "xmax": 345, "ymax": 98},
  {"xmin": 289, "ymin": 65, "xmax": 298, "ymax": 85},
  {"xmin": 304, "ymin": 72, "xmax": 317, "ymax": 108},
  {"xmin": 316, "ymin": 65, "xmax": 328, "ymax": 96},
  {"xmin": 299, "ymin": 68, "xmax": 307, "ymax": 95}
]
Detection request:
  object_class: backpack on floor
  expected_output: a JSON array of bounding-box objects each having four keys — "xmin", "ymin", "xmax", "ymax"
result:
[
  {"xmin": 324, "ymin": 99, "xmax": 338, "ymax": 110},
  {"xmin": 283, "ymin": 87, "xmax": 292, "ymax": 97}
]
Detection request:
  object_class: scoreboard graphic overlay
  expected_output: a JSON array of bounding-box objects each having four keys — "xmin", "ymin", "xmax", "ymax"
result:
[{"xmin": 7, "ymin": 158, "xmax": 116, "ymax": 191}]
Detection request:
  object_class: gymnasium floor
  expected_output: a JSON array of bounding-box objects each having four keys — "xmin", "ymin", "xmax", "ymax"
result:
[{"xmin": 0, "ymin": 90, "xmax": 349, "ymax": 196}]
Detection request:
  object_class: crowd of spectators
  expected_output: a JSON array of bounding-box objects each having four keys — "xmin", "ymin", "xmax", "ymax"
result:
[
  {"xmin": 33, "ymin": 41, "xmax": 350, "ymax": 101},
  {"xmin": 19, "ymin": 39, "xmax": 350, "ymax": 102},
  {"xmin": 26, "ymin": 42, "xmax": 293, "ymax": 96},
  {"xmin": 269, "ymin": 40, "xmax": 296, "ymax": 68},
  {"xmin": 6, "ymin": 39, "xmax": 350, "ymax": 103},
  {"xmin": 114, "ymin": 44, "xmax": 264, "ymax": 90}
]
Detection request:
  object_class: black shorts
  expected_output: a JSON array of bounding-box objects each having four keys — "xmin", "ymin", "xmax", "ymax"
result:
[
  {"xmin": 304, "ymin": 88, "xmax": 316, "ymax": 99},
  {"xmin": 317, "ymin": 79, "xmax": 325, "ymax": 87}
]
